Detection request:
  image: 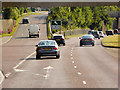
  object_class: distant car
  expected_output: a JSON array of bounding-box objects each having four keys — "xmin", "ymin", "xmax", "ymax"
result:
[
  {"xmin": 88, "ymin": 30, "xmax": 94, "ymax": 34},
  {"xmin": 92, "ymin": 31, "xmax": 100, "ymax": 39},
  {"xmin": 98, "ymin": 31, "xmax": 104, "ymax": 38},
  {"xmin": 106, "ymin": 30, "xmax": 114, "ymax": 36},
  {"xmin": 36, "ymin": 40, "xmax": 60, "ymax": 59},
  {"xmin": 28, "ymin": 25, "xmax": 40, "ymax": 38},
  {"xmin": 22, "ymin": 18, "xmax": 29, "ymax": 24},
  {"xmin": 114, "ymin": 29, "xmax": 119, "ymax": 34},
  {"xmin": 80, "ymin": 34, "xmax": 95, "ymax": 46},
  {"xmin": 52, "ymin": 34, "xmax": 65, "ymax": 46}
]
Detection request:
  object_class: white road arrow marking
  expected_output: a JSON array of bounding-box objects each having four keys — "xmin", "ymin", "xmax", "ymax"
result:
[
  {"xmin": 43, "ymin": 66, "xmax": 54, "ymax": 80},
  {"xmin": 44, "ymin": 66, "xmax": 54, "ymax": 70}
]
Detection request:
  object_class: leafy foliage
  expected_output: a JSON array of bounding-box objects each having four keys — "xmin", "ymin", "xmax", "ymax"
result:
[{"xmin": 48, "ymin": 6, "xmax": 119, "ymax": 30}]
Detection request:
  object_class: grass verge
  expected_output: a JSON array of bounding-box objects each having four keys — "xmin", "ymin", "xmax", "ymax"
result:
[
  {"xmin": 102, "ymin": 34, "xmax": 120, "ymax": 48},
  {"xmin": 2, "ymin": 12, "xmax": 42, "ymax": 37}
]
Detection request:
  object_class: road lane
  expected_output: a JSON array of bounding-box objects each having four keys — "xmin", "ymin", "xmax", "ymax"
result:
[
  {"xmin": 2, "ymin": 14, "xmax": 48, "ymax": 74},
  {"xmin": 2, "ymin": 14, "xmax": 118, "ymax": 88}
]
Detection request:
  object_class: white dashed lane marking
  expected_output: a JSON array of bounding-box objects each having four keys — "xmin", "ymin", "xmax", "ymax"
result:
[
  {"xmin": 74, "ymin": 66, "xmax": 77, "ymax": 69},
  {"xmin": 72, "ymin": 61, "xmax": 74, "ymax": 64},
  {"xmin": 77, "ymin": 72, "xmax": 82, "ymax": 75},
  {"xmin": 83, "ymin": 81, "xmax": 87, "ymax": 85}
]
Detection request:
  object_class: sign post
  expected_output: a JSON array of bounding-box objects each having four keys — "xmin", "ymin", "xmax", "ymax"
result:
[{"xmin": 51, "ymin": 20, "xmax": 62, "ymax": 34}]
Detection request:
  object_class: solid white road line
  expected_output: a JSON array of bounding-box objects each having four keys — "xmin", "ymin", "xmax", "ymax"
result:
[
  {"xmin": 83, "ymin": 81, "xmax": 87, "ymax": 85},
  {"xmin": 2, "ymin": 36, "xmax": 12, "ymax": 45},
  {"xmin": 0, "ymin": 71, "xmax": 5, "ymax": 85},
  {"xmin": 13, "ymin": 51, "xmax": 36, "ymax": 71}
]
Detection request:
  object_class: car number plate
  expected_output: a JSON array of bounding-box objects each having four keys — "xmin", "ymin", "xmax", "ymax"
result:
[
  {"xmin": 56, "ymin": 39, "xmax": 60, "ymax": 41},
  {"xmin": 85, "ymin": 40, "xmax": 89, "ymax": 41},
  {"xmin": 44, "ymin": 48, "xmax": 51, "ymax": 50}
]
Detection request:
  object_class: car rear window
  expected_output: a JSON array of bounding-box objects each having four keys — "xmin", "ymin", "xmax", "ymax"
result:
[
  {"xmin": 39, "ymin": 41, "xmax": 55, "ymax": 46},
  {"xmin": 82, "ymin": 35, "xmax": 93, "ymax": 39},
  {"xmin": 54, "ymin": 36, "xmax": 62, "ymax": 39}
]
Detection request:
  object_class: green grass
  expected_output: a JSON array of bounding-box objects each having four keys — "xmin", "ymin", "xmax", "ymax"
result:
[
  {"xmin": 1, "ymin": 12, "xmax": 42, "ymax": 37},
  {"xmin": 102, "ymin": 34, "xmax": 120, "ymax": 47}
]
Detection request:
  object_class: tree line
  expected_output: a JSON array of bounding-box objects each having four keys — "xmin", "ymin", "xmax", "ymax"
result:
[
  {"xmin": 47, "ymin": 6, "xmax": 120, "ymax": 30},
  {"xmin": 2, "ymin": 7, "xmax": 37, "ymax": 20}
]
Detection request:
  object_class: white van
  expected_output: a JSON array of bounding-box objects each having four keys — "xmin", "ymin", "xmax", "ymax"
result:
[{"xmin": 28, "ymin": 25, "xmax": 40, "ymax": 38}]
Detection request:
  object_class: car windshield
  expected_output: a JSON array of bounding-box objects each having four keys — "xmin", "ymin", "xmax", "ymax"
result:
[
  {"xmin": 82, "ymin": 35, "xmax": 93, "ymax": 39},
  {"xmin": 39, "ymin": 41, "xmax": 55, "ymax": 46}
]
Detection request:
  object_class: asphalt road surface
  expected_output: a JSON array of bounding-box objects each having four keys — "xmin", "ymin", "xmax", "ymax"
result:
[{"xmin": 2, "ymin": 14, "xmax": 118, "ymax": 88}]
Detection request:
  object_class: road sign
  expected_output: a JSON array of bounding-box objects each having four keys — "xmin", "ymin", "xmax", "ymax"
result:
[{"xmin": 51, "ymin": 20, "xmax": 62, "ymax": 30}]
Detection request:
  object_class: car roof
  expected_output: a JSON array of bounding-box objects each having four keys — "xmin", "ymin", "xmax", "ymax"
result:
[{"xmin": 40, "ymin": 40, "xmax": 55, "ymax": 42}]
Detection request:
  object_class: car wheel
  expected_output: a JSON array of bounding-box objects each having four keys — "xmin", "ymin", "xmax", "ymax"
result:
[
  {"xmin": 98, "ymin": 37, "xmax": 100, "ymax": 39},
  {"xmin": 29, "ymin": 35, "xmax": 31, "ymax": 38},
  {"xmin": 92, "ymin": 43, "xmax": 94, "ymax": 46},
  {"xmin": 80, "ymin": 43, "xmax": 82, "ymax": 46},
  {"xmin": 56, "ymin": 54, "xmax": 60, "ymax": 59},
  {"xmin": 37, "ymin": 35, "xmax": 39, "ymax": 38},
  {"xmin": 63, "ymin": 43, "xmax": 65, "ymax": 46},
  {"xmin": 36, "ymin": 55, "xmax": 40, "ymax": 59}
]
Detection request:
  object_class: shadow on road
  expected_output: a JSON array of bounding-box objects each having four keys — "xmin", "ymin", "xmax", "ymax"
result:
[
  {"xmin": 26, "ymin": 57, "xmax": 59, "ymax": 61},
  {"xmin": 15, "ymin": 37, "xmax": 38, "ymax": 39}
]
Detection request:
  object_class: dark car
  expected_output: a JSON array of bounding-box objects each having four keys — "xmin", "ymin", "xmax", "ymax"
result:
[
  {"xmin": 114, "ymin": 29, "xmax": 119, "ymax": 34},
  {"xmin": 106, "ymin": 30, "xmax": 114, "ymax": 36},
  {"xmin": 88, "ymin": 30, "xmax": 94, "ymax": 34},
  {"xmin": 52, "ymin": 34, "xmax": 65, "ymax": 46},
  {"xmin": 22, "ymin": 18, "xmax": 29, "ymax": 24},
  {"xmin": 80, "ymin": 34, "xmax": 95, "ymax": 46},
  {"xmin": 36, "ymin": 40, "xmax": 60, "ymax": 59},
  {"xmin": 92, "ymin": 31, "xmax": 100, "ymax": 39}
]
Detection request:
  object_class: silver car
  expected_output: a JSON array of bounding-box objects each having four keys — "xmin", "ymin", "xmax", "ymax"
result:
[{"xmin": 36, "ymin": 40, "xmax": 60, "ymax": 59}]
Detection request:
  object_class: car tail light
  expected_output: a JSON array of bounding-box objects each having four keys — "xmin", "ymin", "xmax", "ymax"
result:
[
  {"xmin": 62, "ymin": 38, "xmax": 64, "ymax": 40},
  {"xmin": 38, "ymin": 48, "xmax": 42, "ymax": 50},
  {"xmin": 81, "ymin": 39, "xmax": 85, "ymax": 41},
  {"xmin": 38, "ymin": 31, "xmax": 39, "ymax": 33},
  {"xmin": 90, "ymin": 39, "xmax": 93, "ymax": 41},
  {"xmin": 53, "ymin": 47, "xmax": 58, "ymax": 50}
]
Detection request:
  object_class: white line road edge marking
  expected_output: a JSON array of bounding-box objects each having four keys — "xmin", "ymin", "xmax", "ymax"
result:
[
  {"xmin": 2, "ymin": 36, "xmax": 12, "ymax": 45},
  {"xmin": 83, "ymin": 81, "xmax": 87, "ymax": 85},
  {"xmin": 0, "ymin": 71, "xmax": 5, "ymax": 85},
  {"xmin": 13, "ymin": 51, "xmax": 36, "ymax": 71},
  {"xmin": 77, "ymin": 72, "xmax": 82, "ymax": 75},
  {"xmin": 74, "ymin": 66, "xmax": 77, "ymax": 69}
]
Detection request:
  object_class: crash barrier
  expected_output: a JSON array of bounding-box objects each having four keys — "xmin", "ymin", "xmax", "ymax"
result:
[{"xmin": 56, "ymin": 29, "xmax": 90, "ymax": 37}]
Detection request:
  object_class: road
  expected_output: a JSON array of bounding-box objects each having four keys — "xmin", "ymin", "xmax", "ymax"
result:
[{"xmin": 2, "ymin": 14, "xmax": 118, "ymax": 88}]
